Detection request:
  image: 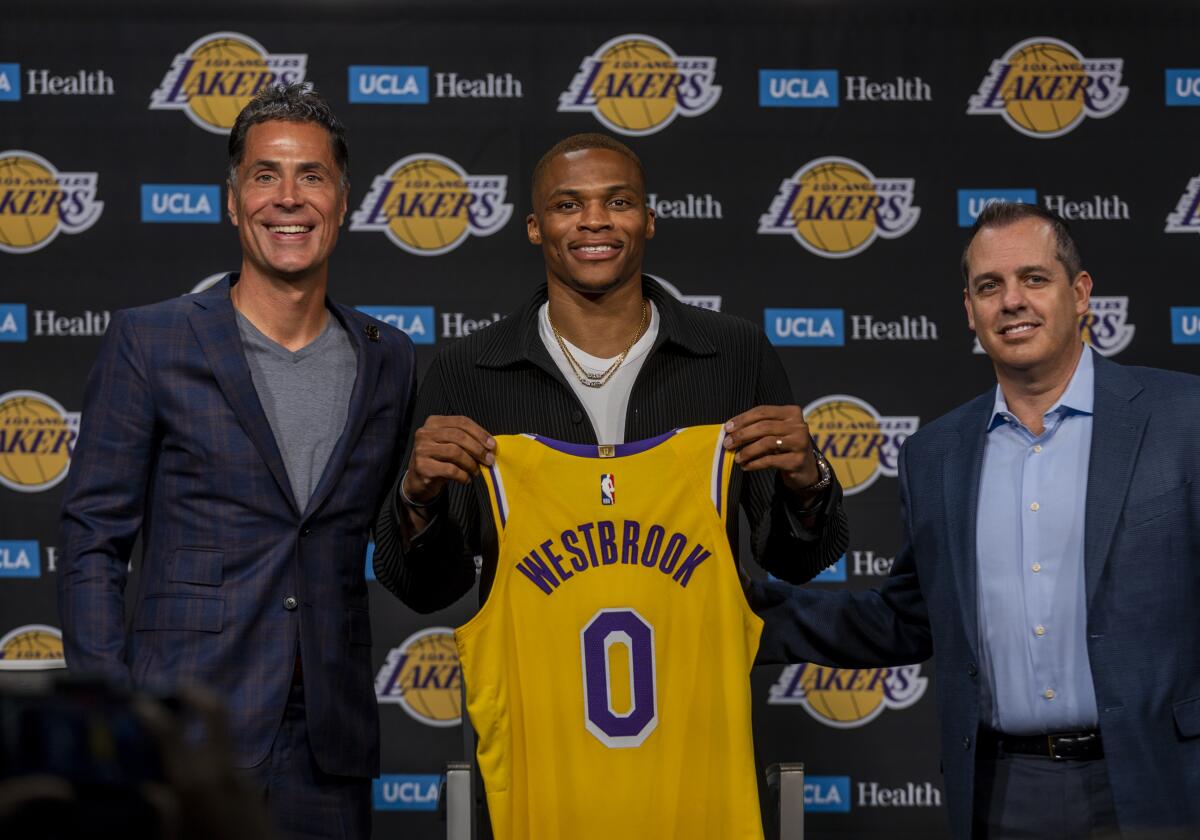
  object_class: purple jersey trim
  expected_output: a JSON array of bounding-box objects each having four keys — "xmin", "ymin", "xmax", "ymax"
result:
[
  {"xmin": 488, "ymin": 464, "xmax": 507, "ymax": 527},
  {"xmin": 529, "ymin": 429, "xmax": 680, "ymax": 458}
]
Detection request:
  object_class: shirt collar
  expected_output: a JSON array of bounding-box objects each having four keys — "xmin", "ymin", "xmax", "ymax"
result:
[{"xmin": 987, "ymin": 345, "xmax": 1095, "ymax": 432}]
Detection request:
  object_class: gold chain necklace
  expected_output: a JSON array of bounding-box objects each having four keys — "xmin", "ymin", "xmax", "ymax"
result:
[{"xmin": 548, "ymin": 300, "xmax": 649, "ymax": 389}]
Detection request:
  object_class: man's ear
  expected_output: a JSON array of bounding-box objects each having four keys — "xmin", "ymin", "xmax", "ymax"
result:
[{"xmin": 527, "ymin": 212, "xmax": 541, "ymax": 245}]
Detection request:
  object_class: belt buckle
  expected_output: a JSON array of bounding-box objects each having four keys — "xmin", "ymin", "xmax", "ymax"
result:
[{"xmin": 1046, "ymin": 734, "xmax": 1066, "ymax": 760}]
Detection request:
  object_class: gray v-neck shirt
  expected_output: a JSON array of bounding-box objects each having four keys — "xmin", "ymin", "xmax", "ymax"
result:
[{"xmin": 236, "ymin": 309, "xmax": 358, "ymax": 513}]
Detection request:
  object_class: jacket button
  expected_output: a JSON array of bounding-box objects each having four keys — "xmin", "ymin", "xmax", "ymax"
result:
[
  {"xmin": 967, "ymin": 663, "xmax": 978, "ymax": 677},
  {"xmin": 571, "ymin": 410, "xmax": 583, "ymax": 424},
  {"xmin": 301, "ymin": 527, "xmax": 311, "ymax": 537},
  {"xmin": 962, "ymin": 736, "xmax": 971, "ymax": 750},
  {"xmin": 283, "ymin": 596, "xmax": 298, "ymax": 611}
]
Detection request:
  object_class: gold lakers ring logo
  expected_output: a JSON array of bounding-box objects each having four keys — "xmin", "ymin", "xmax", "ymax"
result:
[
  {"xmin": 374, "ymin": 628, "xmax": 462, "ymax": 727},
  {"xmin": 350, "ymin": 154, "xmax": 512, "ymax": 256},
  {"xmin": 967, "ymin": 37, "xmax": 1127, "ymax": 138},
  {"xmin": 0, "ymin": 151, "xmax": 102, "ymax": 255},
  {"xmin": 768, "ymin": 663, "xmax": 927, "ymax": 729},
  {"xmin": 758, "ymin": 157, "xmax": 919, "ymax": 258},
  {"xmin": 557, "ymin": 34, "xmax": 721, "ymax": 136},
  {"xmin": 803, "ymin": 395, "xmax": 918, "ymax": 496},
  {"xmin": 0, "ymin": 391, "xmax": 81, "ymax": 494},
  {"xmin": 150, "ymin": 32, "xmax": 307, "ymax": 134},
  {"xmin": 0, "ymin": 624, "xmax": 65, "ymax": 670}
]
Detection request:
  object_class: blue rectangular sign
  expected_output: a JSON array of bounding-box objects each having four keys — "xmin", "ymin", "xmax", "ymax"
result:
[
  {"xmin": 806, "ymin": 775, "xmax": 852, "ymax": 813},
  {"xmin": 813, "ymin": 555, "xmax": 847, "ymax": 583},
  {"xmin": 1165, "ymin": 69, "xmax": 1200, "ymax": 106},
  {"xmin": 0, "ymin": 541, "xmax": 40, "ymax": 578},
  {"xmin": 0, "ymin": 304, "xmax": 28, "ymax": 342},
  {"xmin": 1171, "ymin": 307, "xmax": 1200, "ymax": 344},
  {"xmin": 357, "ymin": 306, "xmax": 436, "ymax": 345},
  {"xmin": 759, "ymin": 69, "xmax": 838, "ymax": 107},
  {"xmin": 365, "ymin": 541, "xmax": 375, "ymax": 581},
  {"xmin": 373, "ymin": 774, "xmax": 441, "ymax": 811},
  {"xmin": 348, "ymin": 66, "xmax": 429, "ymax": 104},
  {"xmin": 140, "ymin": 184, "xmax": 221, "ymax": 223},
  {"xmin": 0, "ymin": 64, "xmax": 20, "ymax": 101},
  {"xmin": 765, "ymin": 308, "xmax": 845, "ymax": 346},
  {"xmin": 957, "ymin": 189, "xmax": 1038, "ymax": 227}
]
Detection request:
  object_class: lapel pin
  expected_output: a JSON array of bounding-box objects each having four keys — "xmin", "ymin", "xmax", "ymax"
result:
[{"xmin": 365, "ymin": 323, "xmax": 380, "ymax": 342}]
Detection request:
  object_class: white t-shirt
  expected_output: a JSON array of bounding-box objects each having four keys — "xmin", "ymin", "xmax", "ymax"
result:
[{"xmin": 537, "ymin": 301, "xmax": 660, "ymax": 444}]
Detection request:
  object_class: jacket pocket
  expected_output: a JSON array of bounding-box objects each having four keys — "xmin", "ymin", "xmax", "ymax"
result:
[
  {"xmin": 348, "ymin": 607, "xmax": 372, "ymax": 646},
  {"xmin": 169, "ymin": 548, "xmax": 224, "ymax": 586},
  {"xmin": 1173, "ymin": 695, "xmax": 1200, "ymax": 739},
  {"xmin": 1122, "ymin": 481, "xmax": 1189, "ymax": 528},
  {"xmin": 135, "ymin": 595, "xmax": 223, "ymax": 632}
]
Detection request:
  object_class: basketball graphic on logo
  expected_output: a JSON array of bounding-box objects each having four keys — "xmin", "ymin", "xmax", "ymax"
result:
[
  {"xmin": 375, "ymin": 627, "xmax": 462, "ymax": 726},
  {"xmin": 797, "ymin": 665, "xmax": 884, "ymax": 726},
  {"xmin": 387, "ymin": 158, "xmax": 471, "ymax": 253},
  {"xmin": 0, "ymin": 625, "xmax": 65, "ymax": 669},
  {"xmin": 184, "ymin": 36, "xmax": 269, "ymax": 131},
  {"xmin": 1004, "ymin": 41, "xmax": 1086, "ymax": 135},
  {"xmin": 804, "ymin": 396, "xmax": 881, "ymax": 494},
  {"xmin": 592, "ymin": 38, "xmax": 677, "ymax": 133},
  {"xmin": 0, "ymin": 155, "xmax": 60, "ymax": 251},
  {"xmin": 792, "ymin": 160, "xmax": 878, "ymax": 256},
  {"xmin": 0, "ymin": 391, "xmax": 79, "ymax": 493}
]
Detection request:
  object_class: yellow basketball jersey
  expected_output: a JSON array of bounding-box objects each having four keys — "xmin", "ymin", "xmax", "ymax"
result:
[{"xmin": 456, "ymin": 425, "xmax": 764, "ymax": 840}]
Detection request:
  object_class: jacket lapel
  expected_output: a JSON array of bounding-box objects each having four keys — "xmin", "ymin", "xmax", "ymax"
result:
[
  {"xmin": 188, "ymin": 277, "xmax": 300, "ymax": 515},
  {"xmin": 1083, "ymin": 356, "xmax": 1147, "ymax": 605},
  {"xmin": 303, "ymin": 302, "xmax": 383, "ymax": 520},
  {"xmin": 945, "ymin": 392, "xmax": 992, "ymax": 665}
]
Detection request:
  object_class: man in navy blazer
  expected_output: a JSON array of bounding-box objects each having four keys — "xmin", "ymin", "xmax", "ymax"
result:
[
  {"xmin": 754, "ymin": 202, "xmax": 1200, "ymax": 839},
  {"xmin": 58, "ymin": 85, "xmax": 414, "ymax": 838}
]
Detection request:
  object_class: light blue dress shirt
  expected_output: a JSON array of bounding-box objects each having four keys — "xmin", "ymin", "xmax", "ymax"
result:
[{"xmin": 976, "ymin": 346, "xmax": 1099, "ymax": 734}]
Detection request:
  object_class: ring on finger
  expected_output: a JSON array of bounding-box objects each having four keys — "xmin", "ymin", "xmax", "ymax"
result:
[{"xmin": 774, "ymin": 438, "xmax": 785, "ymax": 452}]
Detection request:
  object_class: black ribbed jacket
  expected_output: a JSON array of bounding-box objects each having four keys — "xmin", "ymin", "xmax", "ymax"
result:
[{"xmin": 373, "ymin": 278, "xmax": 849, "ymax": 613}]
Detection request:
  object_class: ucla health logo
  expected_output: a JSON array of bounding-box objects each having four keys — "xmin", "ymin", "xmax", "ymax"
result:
[
  {"xmin": 348, "ymin": 66, "xmax": 428, "ymax": 103},
  {"xmin": 806, "ymin": 776, "xmax": 852, "ymax": 813},
  {"xmin": 1165, "ymin": 176, "xmax": 1200, "ymax": 233},
  {"xmin": 0, "ymin": 151, "xmax": 102, "ymax": 254},
  {"xmin": 375, "ymin": 627, "xmax": 462, "ymax": 726},
  {"xmin": 1172, "ymin": 307, "xmax": 1200, "ymax": 344},
  {"xmin": 1165, "ymin": 70, "xmax": 1200, "ymax": 106},
  {"xmin": 759, "ymin": 70, "xmax": 838, "ymax": 107},
  {"xmin": 968, "ymin": 37, "xmax": 1127, "ymax": 138},
  {"xmin": 758, "ymin": 157, "xmax": 919, "ymax": 258},
  {"xmin": 0, "ymin": 391, "xmax": 80, "ymax": 493},
  {"xmin": 957, "ymin": 189, "xmax": 1038, "ymax": 227},
  {"xmin": 141, "ymin": 184, "xmax": 220, "ymax": 223},
  {"xmin": 0, "ymin": 64, "xmax": 18, "ymax": 101},
  {"xmin": 769, "ymin": 663, "xmax": 928, "ymax": 729},
  {"xmin": 150, "ymin": 33, "xmax": 307, "ymax": 134},
  {"xmin": 558, "ymin": 34, "xmax": 720, "ymax": 136},
  {"xmin": 373, "ymin": 775, "xmax": 441, "ymax": 811},
  {"xmin": 356, "ymin": 306, "xmax": 435, "ymax": 345},
  {"xmin": 804, "ymin": 395, "xmax": 918, "ymax": 496},
  {"xmin": 0, "ymin": 304, "xmax": 27, "ymax": 342},
  {"xmin": 351, "ymin": 154, "xmax": 511, "ymax": 256},
  {"xmin": 765, "ymin": 309, "xmax": 845, "ymax": 346},
  {"xmin": 0, "ymin": 541, "xmax": 39, "ymax": 578}
]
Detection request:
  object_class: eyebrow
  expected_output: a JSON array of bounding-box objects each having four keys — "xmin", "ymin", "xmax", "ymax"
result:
[
  {"xmin": 247, "ymin": 159, "xmax": 333, "ymax": 174},
  {"xmin": 970, "ymin": 264, "xmax": 1055, "ymax": 288},
  {"xmin": 549, "ymin": 183, "xmax": 638, "ymax": 197}
]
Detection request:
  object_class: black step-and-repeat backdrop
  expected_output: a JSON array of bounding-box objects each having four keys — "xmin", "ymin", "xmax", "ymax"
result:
[{"xmin": 3, "ymin": 2, "xmax": 1199, "ymax": 836}]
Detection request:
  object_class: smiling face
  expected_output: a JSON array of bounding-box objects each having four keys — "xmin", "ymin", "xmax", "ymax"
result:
[
  {"xmin": 226, "ymin": 119, "xmax": 347, "ymax": 286},
  {"xmin": 964, "ymin": 216, "xmax": 1092, "ymax": 382},
  {"xmin": 526, "ymin": 147, "xmax": 654, "ymax": 297}
]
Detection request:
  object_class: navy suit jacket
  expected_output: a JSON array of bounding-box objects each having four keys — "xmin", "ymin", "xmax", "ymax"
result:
[
  {"xmin": 58, "ymin": 277, "xmax": 415, "ymax": 778},
  {"xmin": 753, "ymin": 354, "xmax": 1200, "ymax": 838}
]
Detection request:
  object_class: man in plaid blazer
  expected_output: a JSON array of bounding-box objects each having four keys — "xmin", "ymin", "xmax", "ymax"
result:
[{"xmin": 58, "ymin": 84, "xmax": 413, "ymax": 838}]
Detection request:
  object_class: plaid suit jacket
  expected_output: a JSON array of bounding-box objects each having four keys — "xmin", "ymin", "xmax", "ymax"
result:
[{"xmin": 59, "ymin": 275, "xmax": 415, "ymax": 778}]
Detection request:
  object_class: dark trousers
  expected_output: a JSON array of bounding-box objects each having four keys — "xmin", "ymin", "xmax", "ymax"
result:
[
  {"xmin": 238, "ymin": 682, "xmax": 372, "ymax": 840},
  {"xmin": 973, "ymin": 754, "xmax": 1119, "ymax": 839}
]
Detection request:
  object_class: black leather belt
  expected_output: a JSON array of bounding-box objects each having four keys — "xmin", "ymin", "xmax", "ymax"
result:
[{"xmin": 977, "ymin": 728, "xmax": 1103, "ymax": 761}]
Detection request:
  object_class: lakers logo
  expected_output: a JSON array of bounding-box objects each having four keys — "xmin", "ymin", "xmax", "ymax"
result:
[
  {"xmin": 0, "ymin": 391, "xmax": 81, "ymax": 494},
  {"xmin": 1165, "ymin": 176, "xmax": 1200, "ymax": 233},
  {"xmin": 350, "ymin": 154, "xmax": 512, "ymax": 256},
  {"xmin": 967, "ymin": 37, "xmax": 1127, "ymax": 138},
  {"xmin": 971, "ymin": 296, "xmax": 1136, "ymax": 358},
  {"xmin": 758, "ymin": 157, "xmax": 919, "ymax": 258},
  {"xmin": 149, "ymin": 32, "xmax": 307, "ymax": 134},
  {"xmin": 557, "ymin": 34, "xmax": 720, "ymax": 136},
  {"xmin": 768, "ymin": 663, "xmax": 927, "ymax": 729},
  {"xmin": 803, "ymin": 395, "xmax": 918, "ymax": 496},
  {"xmin": 0, "ymin": 151, "xmax": 102, "ymax": 255},
  {"xmin": 0, "ymin": 624, "xmax": 65, "ymax": 670},
  {"xmin": 375, "ymin": 628, "xmax": 462, "ymax": 726}
]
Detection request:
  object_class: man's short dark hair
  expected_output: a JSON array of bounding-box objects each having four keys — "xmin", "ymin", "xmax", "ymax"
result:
[
  {"xmin": 961, "ymin": 201, "xmax": 1082, "ymax": 285},
  {"xmin": 227, "ymin": 83, "xmax": 349, "ymax": 191},
  {"xmin": 530, "ymin": 133, "xmax": 646, "ymax": 206}
]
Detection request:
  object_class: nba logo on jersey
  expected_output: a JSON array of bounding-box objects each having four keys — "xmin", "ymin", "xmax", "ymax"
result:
[{"xmin": 600, "ymin": 473, "xmax": 615, "ymax": 505}]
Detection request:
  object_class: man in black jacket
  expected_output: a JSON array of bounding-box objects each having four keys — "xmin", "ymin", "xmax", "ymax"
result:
[{"xmin": 373, "ymin": 132, "xmax": 847, "ymax": 610}]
